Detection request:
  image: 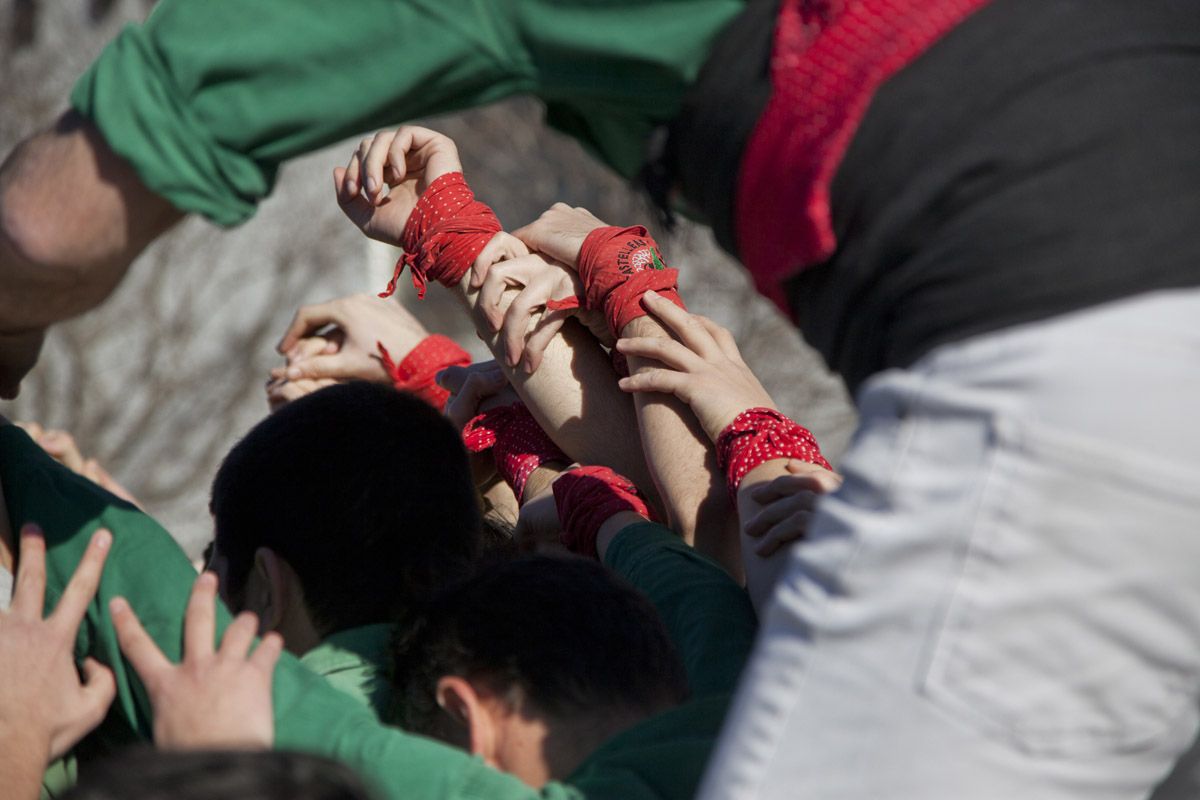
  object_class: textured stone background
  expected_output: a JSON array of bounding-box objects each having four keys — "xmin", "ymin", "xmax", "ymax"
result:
[{"xmin": 0, "ymin": 0, "xmax": 856, "ymax": 555}]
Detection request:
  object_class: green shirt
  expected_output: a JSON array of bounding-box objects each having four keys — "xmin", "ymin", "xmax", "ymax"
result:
[
  {"xmin": 300, "ymin": 624, "xmax": 394, "ymax": 719},
  {"xmin": 0, "ymin": 423, "xmax": 756, "ymax": 799},
  {"xmin": 69, "ymin": 0, "xmax": 744, "ymax": 227}
]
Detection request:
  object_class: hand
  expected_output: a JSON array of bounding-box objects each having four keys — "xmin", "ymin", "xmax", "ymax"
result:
[
  {"xmin": 437, "ymin": 361, "xmax": 520, "ymax": 488},
  {"xmin": 509, "ymin": 203, "xmax": 609, "ymax": 274},
  {"xmin": 15, "ymin": 423, "xmax": 140, "ymax": 507},
  {"xmin": 744, "ymin": 463, "xmax": 843, "ymax": 557},
  {"xmin": 473, "ymin": 250, "xmax": 594, "ymax": 372},
  {"xmin": 438, "ymin": 361, "xmax": 520, "ymax": 432},
  {"xmin": 265, "ymin": 335, "xmax": 338, "ymax": 411},
  {"xmin": 275, "ymin": 293, "xmax": 430, "ymax": 383},
  {"xmin": 0, "ymin": 525, "xmax": 115, "ymax": 762},
  {"xmin": 0, "ymin": 328, "xmax": 46, "ymax": 400},
  {"xmin": 615, "ymin": 291, "xmax": 778, "ymax": 442},
  {"xmin": 333, "ymin": 126, "xmax": 463, "ymax": 247},
  {"xmin": 110, "ymin": 572, "xmax": 283, "ymax": 750},
  {"xmin": 513, "ymin": 489, "xmax": 568, "ymax": 556}
]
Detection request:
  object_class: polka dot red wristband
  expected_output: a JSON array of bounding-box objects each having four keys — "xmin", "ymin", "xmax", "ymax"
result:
[{"xmin": 716, "ymin": 407, "xmax": 831, "ymax": 503}]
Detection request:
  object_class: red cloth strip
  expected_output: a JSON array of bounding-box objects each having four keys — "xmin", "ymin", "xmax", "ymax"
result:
[
  {"xmin": 462, "ymin": 402, "xmax": 568, "ymax": 502},
  {"xmin": 379, "ymin": 172, "xmax": 502, "ymax": 299},
  {"xmin": 566, "ymin": 226, "xmax": 687, "ymax": 337},
  {"xmin": 553, "ymin": 465, "xmax": 654, "ymax": 559},
  {"xmin": 377, "ymin": 334, "xmax": 470, "ymax": 411},
  {"xmin": 716, "ymin": 407, "xmax": 831, "ymax": 503},
  {"xmin": 735, "ymin": 0, "xmax": 992, "ymax": 311}
]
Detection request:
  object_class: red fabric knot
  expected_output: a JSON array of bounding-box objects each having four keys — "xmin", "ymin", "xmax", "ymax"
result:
[
  {"xmin": 461, "ymin": 402, "xmax": 567, "ymax": 502},
  {"xmin": 379, "ymin": 172, "xmax": 502, "ymax": 300},
  {"xmin": 715, "ymin": 407, "xmax": 832, "ymax": 504},
  {"xmin": 553, "ymin": 465, "xmax": 654, "ymax": 559},
  {"xmin": 377, "ymin": 334, "xmax": 469, "ymax": 411},
  {"xmin": 735, "ymin": 0, "xmax": 992, "ymax": 313},
  {"xmin": 559, "ymin": 226, "xmax": 688, "ymax": 338}
]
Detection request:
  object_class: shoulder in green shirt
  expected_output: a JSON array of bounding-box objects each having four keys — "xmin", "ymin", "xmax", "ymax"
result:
[{"xmin": 300, "ymin": 623, "xmax": 394, "ymax": 720}]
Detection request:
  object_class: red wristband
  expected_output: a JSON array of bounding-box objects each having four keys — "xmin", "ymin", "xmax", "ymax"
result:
[
  {"xmin": 379, "ymin": 172, "xmax": 502, "ymax": 300},
  {"xmin": 462, "ymin": 402, "xmax": 567, "ymax": 502},
  {"xmin": 552, "ymin": 465, "xmax": 653, "ymax": 559},
  {"xmin": 715, "ymin": 407, "xmax": 831, "ymax": 503},
  {"xmin": 377, "ymin": 334, "xmax": 470, "ymax": 411},
  {"xmin": 553, "ymin": 226, "xmax": 687, "ymax": 338}
]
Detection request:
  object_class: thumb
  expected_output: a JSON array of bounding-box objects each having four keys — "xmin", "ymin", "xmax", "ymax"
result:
[{"xmin": 77, "ymin": 657, "xmax": 117, "ymax": 728}]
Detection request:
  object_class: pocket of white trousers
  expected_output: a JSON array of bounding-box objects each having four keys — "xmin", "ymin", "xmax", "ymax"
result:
[{"xmin": 919, "ymin": 414, "xmax": 1200, "ymax": 757}]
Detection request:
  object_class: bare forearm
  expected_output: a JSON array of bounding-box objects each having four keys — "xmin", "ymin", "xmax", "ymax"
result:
[
  {"xmin": 0, "ymin": 729, "xmax": 48, "ymax": 800},
  {"xmin": 620, "ymin": 316, "xmax": 739, "ymax": 576},
  {"xmin": 451, "ymin": 283, "xmax": 655, "ymax": 499},
  {"xmin": 0, "ymin": 111, "xmax": 181, "ymax": 331}
]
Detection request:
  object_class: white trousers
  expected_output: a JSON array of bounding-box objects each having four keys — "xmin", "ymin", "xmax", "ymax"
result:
[{"xmin": 700, "ymin": 289, "xmax": 1200, "ymax": 800}]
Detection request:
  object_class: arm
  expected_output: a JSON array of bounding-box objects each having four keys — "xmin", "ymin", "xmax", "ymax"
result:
[
  {"xmin": 604, "ymin": 522, "xmax": 757, "ymax": 698},
  {"xmin": 0, "ymin": 112, "xmax": 181, "ymax": 397},
  {"xmin": 330, "ymin": 128, "xmax": 655, "ymax": 499},
  {"xmin": 0, "ymin": 423, "xmax": 571, "ymax": 800}
]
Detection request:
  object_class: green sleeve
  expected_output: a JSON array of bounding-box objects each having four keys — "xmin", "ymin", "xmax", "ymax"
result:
[
  {"xmin": 0, "ymin": 425, "xmax": 580, "ymax": 800},
  {"xmin": 603, "ymin": 523, "xmax": 757, "ymax": 698},
  {"xmin": 70, "ymin": 0, "xmax": 743, "ymax": 226}
]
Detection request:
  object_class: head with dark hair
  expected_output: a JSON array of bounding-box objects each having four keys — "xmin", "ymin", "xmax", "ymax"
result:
[
  {"xmin": 391, "ymin": 554, "xmax": 688, "ymax": 787},
  {"xmin": 63, "ymin": 749, "xmax": 374, "ymax": 800},
  {"xmin": 209, "ymin": 381, "xmax": 482, "ymax": 650}
]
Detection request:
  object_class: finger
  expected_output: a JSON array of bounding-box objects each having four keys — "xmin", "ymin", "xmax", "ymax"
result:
[
  {"xmin": 277, "ymin": 302, "xmax": 339, "ymax": 354},
  {"xmin": 15, "ymin": 420, "xmax": 43, "ymax": 438},
  {"xmin": 250, "ymin": 631, "xmax": 284, "ymax": 674},
  {"xmin": 697, "ymin": 315, "xmax": 743, "ymax": 362},
  {"xmin": 784, "ymin": 461, "xmax": 844, "ymax": 492},
  {"xmin": 500, "ymin": 287, "xmax": 547, "ymax": 367},
  {"xmin": 641, "ymin": 291, "xmax": 721, "ymax": 359},
  {"xmin": 344, "ymin": 151, "xmax": 362, "ymax": 198},
  {"xmin": 520, "ymin": 309, "xmax": 571, "ymax": 374},
  {"xmin": 616, "ymin": 369, "xmax": 689, "ymax": 397},
  {"xmin": 754, "ymin": 509, "xmax": 812, "ymax": 557},
  {"xmin": 285, "ymin": 352, "xmax": 357, "ymax": 382},
  {"xmin": 478, "ymin": 261, "xmax": 522, "ymax": 330},
  {"xmin": 110, "ymin": 596, "xmax": 172, "ymax": 680},
  {"xmin": 614, "ymin": 335, "xmax": 703, "ymax": 372},
  {"xmin": 749, "ymin": 473, "xmax": 828, "ymax": 504},
  {"xmin": 386, "ymin": 130, "xmax": 413, "ymax": 187},
  {"xmin": 435, "ymin": 364, "xmax": 473, "ymax": 395},
  {"xmin": 42, "ymin": 430, "xmax": 87, "ymax": 473},
  {"xmin": 333, "ymin": 165, "xmax": 363, "ymax": 208},
  {"xmin": 183, "ymin": 572, "xmax": 219, "ymax": 660},
  {"xmin": 50, "ymin": 528, "xmax": 112, "ymax": 632},
  {"xmin": 218, "ymin": 612, "xmax": 260, "ymax": 662},
  {"xmin": 12, "ymin": 523, "xmax": 47, "ymax": 618},
  {"xmin": 77, "ymin": 657, "xmax": 118, "ymax": 728},
  {"xmin": 744, "ymin": 492, "xmax": 816, "ymax": 539},
  {"xmin": 364, "ymin": 130, "xmax": 398, "ymax": 204}
]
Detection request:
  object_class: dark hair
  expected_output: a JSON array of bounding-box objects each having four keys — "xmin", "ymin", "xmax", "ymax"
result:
[
  {"xmin": 63, "ymin": 749, "xmax": 374, "ymax": 800},
  {"xmin": 391, "ymin": 555, "xmax": 688, "ymax": 735},
  {"xmin": 211, "ymin": 381, "xmax": 482, "ymax": 633}
]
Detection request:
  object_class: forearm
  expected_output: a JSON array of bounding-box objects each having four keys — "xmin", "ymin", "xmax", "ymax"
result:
[
  {"xmin": 619, "ymin": 316, "xmax": 739, "ymax": 575},
  {"xmin": 451, "ymin": 283, "xmax": 656, "ymax": 502},
  {"xmin": 0, "ymin": 112, "xmax": 180, "ymax": 332}
]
